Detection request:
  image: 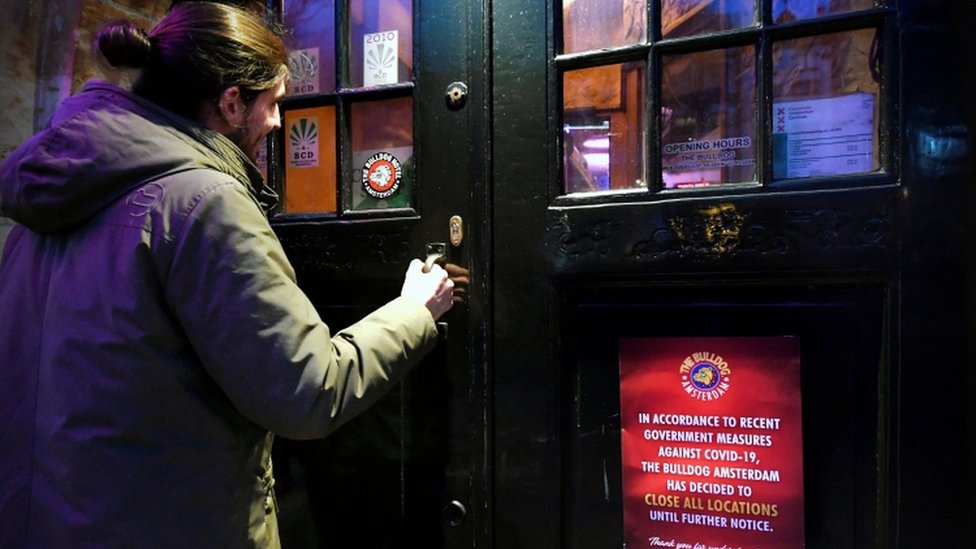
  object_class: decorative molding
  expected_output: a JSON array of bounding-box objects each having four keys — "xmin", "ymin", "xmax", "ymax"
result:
[
  {"xmin": 550, "ymin": 217, "xmax": 622, "ymax": 260},
  {"xmin": 551, "ymin": 202, "xmax": 891, "ymax": 265},
  {"xmin": 667, "ymin": 203, "xmax": 746, "ymax": 257}
]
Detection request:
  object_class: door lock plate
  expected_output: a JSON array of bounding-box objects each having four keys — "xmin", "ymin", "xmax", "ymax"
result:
[{"xmin": 449, "ymin": 215, "xmax": 464, "ymax": 247}]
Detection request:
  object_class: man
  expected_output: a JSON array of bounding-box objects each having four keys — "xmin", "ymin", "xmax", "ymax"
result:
[{"xmin": 0, "ymin": 3, "xmax": 453, "ymax": 547}]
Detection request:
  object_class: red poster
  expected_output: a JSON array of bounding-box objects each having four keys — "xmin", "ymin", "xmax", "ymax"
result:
[{"xmin": 619, "ymin": 337, "xmax": 804, "ymax": 549}]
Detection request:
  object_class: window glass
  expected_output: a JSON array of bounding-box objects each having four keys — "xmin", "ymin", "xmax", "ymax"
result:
[
  {"xmin": 661, "ymin": 0, "xmax": 756, "ymax": 38},
  {"xmin": 283, "ymin": 106, "xmax": 338, "ymax": 213},
  {"xmin": 283, "ymin": 0, "xmax": 336, "ymax": 96},
  {"xmin": 563, "ymin": 62, "xmax": 647, "ymax": 193},
  {"xmin": 257, "ymin": 136, "xmax": 269, "ymax": 184},
  {"xmin": 660, "ymin": 46, "xmax": 757, "ymax": 189},
  {"xmin": 773, "ymin": 0, "xmax": 875, "ymax": 23},
  {"xmin": 562, "ymin": 0, "xmax": 647, "ymax": 54},
  {"xmin": 347, "ymin": 97, "xmax": 414, "ymax": 210},
  {"xmin": 347, "ymin": 0, "xmax": 413, "ymax": 88},
  {"xmin": 772, "ymin": 28, "xmax": 880, "ymax": 179}
]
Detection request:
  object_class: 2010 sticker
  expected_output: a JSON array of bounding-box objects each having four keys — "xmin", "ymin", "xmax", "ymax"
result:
[{"xmin": 361, "ymin": 151, "xmax": 402, "ymax": 199}]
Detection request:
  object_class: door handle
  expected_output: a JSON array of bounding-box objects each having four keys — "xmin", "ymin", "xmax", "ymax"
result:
[
  {"xmin": 423, "ymin": 242, "xmax": 447, "ymax": 273},
  {"xmin": 424, "ymin": 215, "xmax": 470, "ymax": 306}
]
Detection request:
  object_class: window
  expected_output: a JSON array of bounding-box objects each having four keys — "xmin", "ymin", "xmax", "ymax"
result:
[
  {"xmin": 558, "ymin": 0, "xmax": 889, "ymax": 197},
  {"xmin": 563, "ymin": 62, "xmax": 647, "ymax": 192},
  {"xmin": 661, "ymin": 46, "xmax": 756, "ymax": 189},
  {"xmin": 271, "ymin": 0, "xmax": 415, "ymax": 216}
]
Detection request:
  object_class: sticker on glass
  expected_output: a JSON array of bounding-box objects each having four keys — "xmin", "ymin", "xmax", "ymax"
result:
[
  {"xmin": 772, "ymin": 92, "xmax": 874, "ymax": 179},
  {"xmin": 361, "ymin": 152, "xmax": 402, "ymax": 199},
  {"xmin": 289, "ymin": 117, "xmax": 319, "ymax": 168},
  {"xmin": 662, "ymin": 136, "xmax": 756, "ymax": 188},
  {"xmin": 364, "ymin": 30, "xmax": 398, "ymax": 87},
  {"xmin": 288, "ymin": 48, "xmax": 320, "ymax": 95}
]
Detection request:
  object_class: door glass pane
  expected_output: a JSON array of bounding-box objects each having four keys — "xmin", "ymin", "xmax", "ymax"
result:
[
  {"xmin": 283, "ymin": 0, "xmax": 336, "ymax": 96},
  {"xmin": 772, "ymin": 29, "xmax": 881, "ymax": 179},
  {"xmin": 661, "ymin": 0, "xmax": 756, "ymax": 38},
  {"xmin": 283, "ymin": 106, "xmax": 338, "ymax": 213},
  {"xmin": 257, "ymin": 136, "xmax": 269, "ymax": 184},
  {"xmin": 562, "ymin": 0, "xmax": 647, "ymax": 54},
  {"xmin": 347, "ymin": 0, "xmax": 413, "ymax": 88},
  {"xmin": 773, "ymin": 0, "xmax": 875, "ymax": 23},
  {"xmin": 347, "ymin": 97, "xmax": 414, "ymax": 210},
  {"xmin": 661, "ymin": 46, "xmax": 757, "ymax": 189},
  {"xmin": 563, "ymin": 62, "xmax": 647, "ymax": 193}
]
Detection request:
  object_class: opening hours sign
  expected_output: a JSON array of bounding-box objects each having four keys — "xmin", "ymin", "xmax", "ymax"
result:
[{"xmin": 619, "ymin": 337, "xmax": 805, "ymax": 549}]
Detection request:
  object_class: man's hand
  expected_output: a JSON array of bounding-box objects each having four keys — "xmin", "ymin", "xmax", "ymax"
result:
[
  {"xmin": 401, "ymin": 259, "xmax": 455, "ymax": 321},
  {"xmin": 443, "ymin": 263, "xmax": 470, "ymax": 304}
]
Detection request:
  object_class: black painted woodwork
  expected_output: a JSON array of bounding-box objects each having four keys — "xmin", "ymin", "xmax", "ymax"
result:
[{"xmin": 268, "ymin": 0, "xmax": 975, "ymax": 546}]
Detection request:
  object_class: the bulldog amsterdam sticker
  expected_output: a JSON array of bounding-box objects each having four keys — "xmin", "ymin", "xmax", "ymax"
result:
[{"xmin": 361, "ymin": 151, "xmax": 402, "ymax": 199}]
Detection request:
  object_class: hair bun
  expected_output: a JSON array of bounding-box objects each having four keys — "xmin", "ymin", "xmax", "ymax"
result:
[{"xmin": 96, "ymin": 21, "xmax": 152, "ymax": 68}]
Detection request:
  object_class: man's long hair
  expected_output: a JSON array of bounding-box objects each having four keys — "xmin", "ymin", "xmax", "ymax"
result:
[{"xmin": 97, "ymin": 2, "xmax": 289, "ymax": 119}]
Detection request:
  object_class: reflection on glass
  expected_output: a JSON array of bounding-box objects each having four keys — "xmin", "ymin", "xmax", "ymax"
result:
[
  {"xmin": 772, "ymin": 29, "xmax": 880, "ymax": 179},
  {"xmin": 660, "ymin": 47, "xmax": 756, "ymax": 189},
  {"xmin": 347, "ymin": 0, "xmax": 413, "ymax": 88},
  {"xmin": 348, "ymin": 97, "xmax": 413, "ymax": 210},
  {"xmin": 661, "ymin": 0, "xmax": 755, "ymax": 38},
  {"xmin": 283, "ymin": 0, "xmax": 336, "ymax": 96},
  {"xmin": 562, "ymin": 0, "xmax": 646, "ymax": 54},
  {"xmin": 283, "ymin": 106, "xmax": 337, "ymax": 213},
  {"xmin": 562, "ymin": 62, "xmax": 646, "ymax": 193},
  {"xmin": 773, "ymin": 0, "xmax": 874, "ymax": 23},
  {"xmin": 256, "ymin": 136, "xmax": 269, "ymax": 183}
]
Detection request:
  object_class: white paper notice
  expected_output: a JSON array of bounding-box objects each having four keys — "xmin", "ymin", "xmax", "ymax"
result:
[
  {"xmin": 364, "ymin": 30, "xmax": 399, "ymax": 87},
  {"xmin": 773, "ymin": 92, "xmax": 875, "ymax": 179},
  {"xmin": 288, "ymin": 48, "xmax": 320, "ymax": 95},
  {"xmin": 288, "ymin": 116, "xmax": 319, "ymax": 169}
]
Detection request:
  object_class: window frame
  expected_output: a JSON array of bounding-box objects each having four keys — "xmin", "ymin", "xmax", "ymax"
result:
[
  {"xmin": 268, "ymin": 0, "xmax": 421, "ymax": 222},
  {"xmin": 551, "ymin": 1, "xmax": 899, "ymax": 207}
]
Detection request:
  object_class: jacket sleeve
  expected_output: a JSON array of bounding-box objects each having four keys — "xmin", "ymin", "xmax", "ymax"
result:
[{"xmin": 161, "ymin": 177, "xmax": 439, "ymax": 440}]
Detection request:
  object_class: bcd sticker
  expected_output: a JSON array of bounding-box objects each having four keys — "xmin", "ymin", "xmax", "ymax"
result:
[{"xmin": 361, "ymin": 152, "xmax": 402, "ymax": 199}]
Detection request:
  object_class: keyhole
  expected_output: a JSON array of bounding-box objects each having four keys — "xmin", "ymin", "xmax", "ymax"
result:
[
  {"xmin": 445, "ymin": 81, "xmax": 468, "ymax": 110},
  {"xmin": 443, "ymin": 500, "xmax": 467, "ymax": 527}
]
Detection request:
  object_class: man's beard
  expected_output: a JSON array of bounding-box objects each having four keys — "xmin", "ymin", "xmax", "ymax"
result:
[{"xmin": 227, "ymin": 124, "xmax": 259, "ymax": 164}]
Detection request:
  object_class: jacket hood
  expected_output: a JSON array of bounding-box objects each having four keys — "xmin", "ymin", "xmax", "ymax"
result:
[{"xmin": 0, "ymin": 81, "xmax": 276, "ymax": 233}]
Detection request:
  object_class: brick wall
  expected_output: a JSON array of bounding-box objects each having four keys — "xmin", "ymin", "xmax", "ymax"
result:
[
  {"xmin": 73, "ymin": 0, "xmax": 169, "ymax": 92},
  {"xmin": 0, "ymin": 0, "xmax": 168, "ymax": 258}
]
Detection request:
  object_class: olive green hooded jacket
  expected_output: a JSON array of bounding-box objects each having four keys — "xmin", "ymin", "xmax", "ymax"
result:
[{"xmin": 0, "ymin": 81, "xmax": 438, "ymax": 548}]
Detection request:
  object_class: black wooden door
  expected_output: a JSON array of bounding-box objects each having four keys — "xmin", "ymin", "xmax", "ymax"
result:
[
  {"xmin": 491, "ymin": 0, "xmax": 974, "ymax": 547},
  {"xmin": 266, "ymin": 0, "xmax": 488, "ymax": 547}
]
